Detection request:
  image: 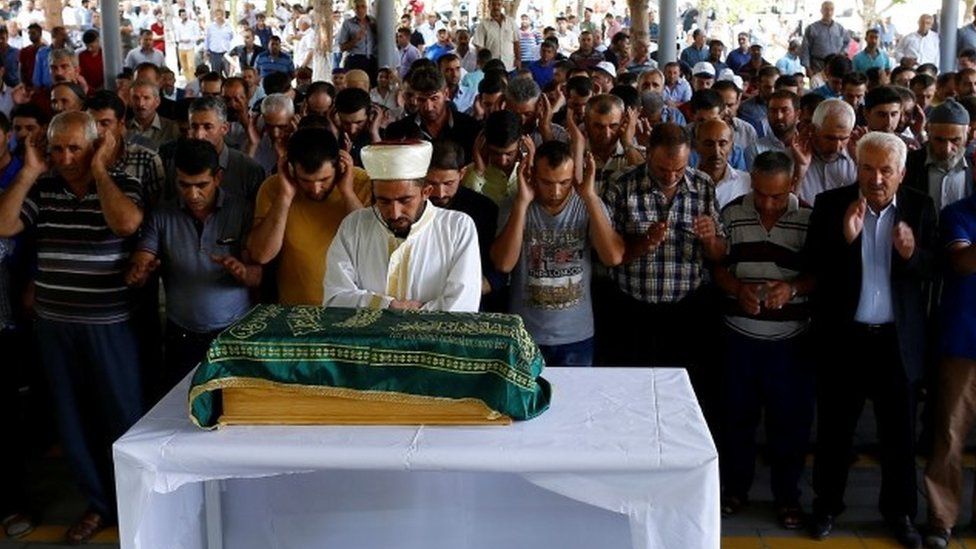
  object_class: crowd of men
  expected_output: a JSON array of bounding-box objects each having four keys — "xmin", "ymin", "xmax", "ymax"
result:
[{"xmin": 2, "ymin": 0, "xmax": 976, "ymax": 548}]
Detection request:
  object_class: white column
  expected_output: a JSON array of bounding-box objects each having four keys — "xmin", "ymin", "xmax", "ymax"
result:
[
  {"xmin": 941, "ymin": 0, "xmax": 959, "ymax": 71},
  {"xmin": 657, "ymin": 0, "xmax": 677, "ymax": 65},
  {"xmin": 100, "ymin": 0, "xmax": 123, "ymax": 90},
  {"xmin": 375, "ymin": 0, "xmax": 398, "ymax": 69}
]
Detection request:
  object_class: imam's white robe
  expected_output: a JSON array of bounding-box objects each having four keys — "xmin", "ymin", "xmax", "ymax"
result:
[{"xmin": 323, "ymin": 202, "xmax": 482, "ymax": 312}]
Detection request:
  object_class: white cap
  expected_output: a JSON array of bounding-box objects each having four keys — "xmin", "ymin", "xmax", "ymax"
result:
[
  {"xmin": 593, "ymin": 61, "xmax": 617, "ymax": 78},
  {"xmin": 361, "ymin": 141, "xmax": 433, "ymax": 181},
  {"xmin": 716, "ymin": 69, "xmax": 744, "ymax": 90},
  {"xmin": 692, "ymin": 62, "xmax": 716, "ymax": 77}
]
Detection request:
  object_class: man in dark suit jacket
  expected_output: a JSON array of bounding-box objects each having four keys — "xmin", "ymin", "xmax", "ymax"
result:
[
  {"xmin": 804, "ymin": 131, "xmax": 937, "ymax": 549},
  {"xmin": 902, "ymin": 99, "xmax": 972, "ymax": 215}
]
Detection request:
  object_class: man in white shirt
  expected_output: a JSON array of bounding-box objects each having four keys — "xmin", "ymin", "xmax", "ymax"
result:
[
  {"xmin": 472, "ymin": 0, "xmax": 519, "ymax": 70},
  {"xmin": 416, "ymin": 13, "xmax": 444, "ymax": 50},
  {"xmin": 695, "ymin": 119, "xmax": 751, "ymax": 208},
  {"xmin": 175, "ymin": 8, "xmax": 200, "ymax": 83},
  {"xmin": 124, "ymin": 29, "xmax": 166, "ymax": 69},
  {"xmin": 205, "ymin": 9, "xmax": 234, "ymax": 75},
  {"xmin": 324, "ymin": 141, "xmax": 482, "ymax": 312},
  {"xmin": 896, "ymin": 14, "xmax": 940, "ymax": 69}
]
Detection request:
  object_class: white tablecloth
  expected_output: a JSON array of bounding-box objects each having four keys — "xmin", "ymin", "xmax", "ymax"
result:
[{"xmin": 113, "ymin": 367, "xmax": 719, "ymax": 549}]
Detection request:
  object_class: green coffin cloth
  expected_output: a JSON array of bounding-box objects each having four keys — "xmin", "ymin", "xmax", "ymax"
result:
[{"xmin": 189, "ymin": 305, "xmax": 552, "ymax": 428}]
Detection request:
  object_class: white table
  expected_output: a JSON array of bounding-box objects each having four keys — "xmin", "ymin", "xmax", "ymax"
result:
[{"xmin": 113, "ymin": 368, "xmax": 719, "ymax": 549}]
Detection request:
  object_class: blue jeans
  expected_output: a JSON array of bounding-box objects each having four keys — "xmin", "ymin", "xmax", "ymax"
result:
[
  {"xmin": 538, "ymin": 337, "xmax": 594, "ymax": 367},
  {"xmin": 35, "ymin": 318, "xmax": 143, "ymax": 519}
]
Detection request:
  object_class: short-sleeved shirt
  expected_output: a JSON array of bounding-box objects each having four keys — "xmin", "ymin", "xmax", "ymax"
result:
[
  {"xmin": 603, "ymin": 165, "xmax": 726, "ymax": 304},
  {"xmin": 138, "ymin": 190, "xmax": 254, "ymax": 332},
  {"xmin": 254, "ymin": 51, "xmax": 295, "ymax": 78},
  {"xmin": 720, "ymin": 193, "xmax": 812, "ymax": 340},
  {"xmin": 472, "ymin": 14, "xmax": 518, "ymax": 70},
  {"xmin": 940, "ymin": 195, "xmax": 976, "ymax": 360},
  {"xmin": 505, "ymin": 193, "xmax": 608, "ymax": 345},
  {"xmin": 338, "ymin": 16, "xmax": 377, "ymax": 58},
  {"xmin": 20, "ymin": 172, "xmax": 144, "ymax": 324},
  {"xmin": 253, "ymin": 169, "xmax": 372, "ymax": 305}
]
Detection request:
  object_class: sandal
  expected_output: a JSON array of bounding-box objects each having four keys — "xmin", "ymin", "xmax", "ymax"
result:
[
  {"xmin": 2, "ymin": 512, "xmax": 35, "ymax": 539},
  {"xmin": 65, "ymin": 510, "xmax": 106, "ymax": 545},
  {"xmin": 776, "ymin": 503, "xmax": 805, "ymax": 530}
]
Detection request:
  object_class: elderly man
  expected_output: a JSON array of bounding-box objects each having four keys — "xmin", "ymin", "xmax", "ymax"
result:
[
  {"xmin": 126, "ymin": 80, "xmax": 180, "ymax": 152},
  {"xmin": 601, "ymin": 122, "xmax": 726, "ymax": 368},
  {"xmin": 162, "ymin": 97, "xmax": 264, "ymax": 202},
  {"xmin": 324, "ymin": 141, "xmax": 481, "ymax": 312},
  {"xmin": 577, "ymin": 94, "xmax": 644, "ymax": 193},
  {"xmin": 50, "ymin": 81, "xmax": 86, "ymax": 114},
  {"xmin": 793, "ymin": 98, "xmax": 857, "ymax": 204},
  {"xmin": 799, "ymin": 2, "xmax": 849, "ymax": 76},
  {"xmin": 0, "ymin": 111, "xmax": 144, "ymax": 544},
  {"xmin": 472, "ymin": 0, "xmax": 519, "ymax": 70},
  {"xmin": 386, "ymin": 67, "xmax": 482, "ymax": 161},
  {"xmin": 896, "ymin": 15, "xmax": 940, "ymax": 70},
  {"xmin": 904, "ymin": 100, "xmax": 972, "ymax": 214},
  {"xmin": 714, "ymin": 151, "xmax": 815, "ymax": 529},
  {"xmin": 126, "ymin": 138, "xmax": 258, "ymax": 389},
  {"xmin": 696, "ymin": 119, "xmax": 751, "ymax": 208},
  {"xmin": 243, "ymin": 92, "xmax": 294, "ymax": 175},
  {"xmin": 248, "ymin": 127, "xmax": 369, "ymax": 305},
  {"xmin": 805, "ymin": 132, "xmax": 936, "ymax": 548}
]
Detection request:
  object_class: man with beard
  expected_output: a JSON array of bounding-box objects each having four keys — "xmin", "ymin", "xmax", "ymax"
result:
[
  {"xmin": 739, "ymin": 65, "xmax": 780, "ymax": 137},
  {"xmin": 243, "ymin": 92, "xmax": 295, "ymax": 175},
  {"xmin": 248, "ymin": 127, "xmax": 369, "ymax": 305},
  {"xmin": 746, "ymin": 90, "xmax": 799, "ymax": 165},
  {"xmin": 696, "ymin": 119, "xmax": 751, "ymax": 208},
  {"xmin": 713, "ymin": 79, "xmax": 758, "ymax": 158},
  {"xmin": 386, "ymin": 67, "xmax": 482, "ymax": 162},
  {"xmin": 462, "ymin": 110, "xmax": 527, "ymax": 207},
  {"xmin": 726, "ymin": 33, "xmax": 751, "ymax": 74},
  {"xmin": 791, "ymin": 98, "xmax": 857, "ymax": 205},
  {"xmin": 324, "ymin": 140, "xmax": 481, "ymax": 312},
  {"xmin": 425, "ymin": 139, "xmax": 502, "ymax": 309},
  {"xmin": 904, "ymin": 100, "xmax": 972, "ymax": 214},
  {"xmin": 578, "ymin": 93, "xmax": 643, "ymax": 193},
  {"xmin": 569, "ymin": 30, "xmax": 602, "ymax": 70}
]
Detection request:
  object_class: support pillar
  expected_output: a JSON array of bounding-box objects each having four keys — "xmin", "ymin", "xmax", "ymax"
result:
[
  {"xmin": 658, "ymin": 0, "xmax": 677, "ymax": 65},
  {"xmin": 100, "ymin": 0, "xmax": 123, "ymax": 90},
  {"xmin": 941, "ymin": 0, "xmax": 960, "ymax": 71},
  {"xmin": 376, "ymin": 0, "xmax": 398, "ymax": 70}
]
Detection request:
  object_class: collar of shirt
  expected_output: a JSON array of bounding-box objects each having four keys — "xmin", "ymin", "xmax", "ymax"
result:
[
  {"xmin": 865, "ymin": 192, "xmax": 897, "ymax": 217},
  {"xmin": 412, "ymin": 109, "xmax": 455, "ymax": 133},
  {"xmin": 813, "ymin": 148, "xmax": 851, "ymax": 165},
  {"xmin": 129, "ymin": 113, "xmax": 163, "ymax": 132},
  {"xmin": 716, "ymin": 164, "xmax": 742, "ymax": 186}
]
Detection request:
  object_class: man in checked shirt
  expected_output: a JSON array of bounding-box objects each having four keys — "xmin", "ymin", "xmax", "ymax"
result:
[{"xmin": 601, "ymin": 122, "xmax": 726, "ymax": 376}]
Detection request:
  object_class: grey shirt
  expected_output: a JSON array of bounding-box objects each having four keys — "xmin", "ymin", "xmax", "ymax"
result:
[
  {"xmin": 338, "ymin": 16, "xmax": 376, "ymax": 57},
  {"xmin": 797, "ymin": 150, "xmax": 857, "ymax": 205},
  {"xmin": 926, "ymin": 151, "xmax": 972, "ymax": 213},
  {"xmin": 503, "ymin": 193, "xmax": 608, "ymax": 346},
  {"xmin": 745, "ymin": 133, "xmax": 788, "ymax": 168},
  {"xmin": 959, "ymin": 23, "xmax": 976, "ymax": 56},
  {"xmin": 800, "ymin": 19, "xmax": 849, "ymax": 68},
  {"xmin": 163, "ymin": 144, "xmax": 266, "ymax": 204},
  {"xmin": 138, "ymin": 189, "xmax": 254, "ymax": 332}
]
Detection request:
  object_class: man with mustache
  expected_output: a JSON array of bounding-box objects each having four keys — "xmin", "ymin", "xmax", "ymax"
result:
[
  {"xmin": 903, "ymin": 100, "xmax": 972, "ymax": 214},
  {"xmin": 324, "ymin": 141, "xmax": 482, "ymax": 312}
]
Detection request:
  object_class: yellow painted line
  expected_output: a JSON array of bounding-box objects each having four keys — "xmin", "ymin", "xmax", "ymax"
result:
[
  {"xmin": 758, "ymin": 536, "xmax": 864, "ymax": 548},
  {"xmin": 17, "ymin": 524, "xmax": 119, "ymax": 543},
  {"xmin": 721, "ymin": 536, "xmax": 764, "ymax": 548}
]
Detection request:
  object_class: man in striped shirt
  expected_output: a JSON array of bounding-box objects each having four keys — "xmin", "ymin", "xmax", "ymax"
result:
[
  {"xmin": 0, "ymin": 111, "xmax": 144, "ymax": 544},
  {"xmin": 712, "ymin": 151, "xmax": 815, "ymax": 529}
]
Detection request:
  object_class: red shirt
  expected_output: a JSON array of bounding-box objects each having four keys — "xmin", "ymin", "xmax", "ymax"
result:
[
  {"xmin": 151, "ymin": 22, "xmax": 166, "ymax": 53},
  {"xmin": 19, "ymin": 44, "xmax": 38, "ymax": 86},
  {"xmin": 78, "ymin": 49, "xmax": 104, "ymax": 91}
]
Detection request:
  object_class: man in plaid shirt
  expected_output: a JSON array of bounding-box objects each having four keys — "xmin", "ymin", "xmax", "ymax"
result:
[{"xmin": 601, "ymin": 122, "xmax": 726, "ymax": 369}]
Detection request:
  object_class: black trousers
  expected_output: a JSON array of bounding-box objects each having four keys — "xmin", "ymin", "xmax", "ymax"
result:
[
  {"xmin": 0, "ymin": 328, "xmax": 29, "ymax": 517},
  {"xmin": 812, "ymin": 323, "xmax": 918, "ymax": 519},
  {"xmin": 343, "ymin": 54, "xmax": 378, "ymax": 86}
]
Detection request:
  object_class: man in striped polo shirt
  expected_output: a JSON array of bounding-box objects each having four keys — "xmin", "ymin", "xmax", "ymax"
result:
[
  {"xmin": 0, "ymin": 111, "xmax": 145, "ymax": 544},
  {"xmin": 712, "ymin": 151, "xmax": 815, "ymax": 530}
]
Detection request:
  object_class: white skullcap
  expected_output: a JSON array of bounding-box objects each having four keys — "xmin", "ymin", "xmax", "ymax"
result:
[{"xmin": 361, "ymin": 141, "xmax": 433, "ymax": 181}]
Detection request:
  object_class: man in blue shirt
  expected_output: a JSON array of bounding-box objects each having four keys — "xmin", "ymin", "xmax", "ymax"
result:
[
  {"xmin": 810, "ymin": 55, "xmax": 851, "ymax": 99},
  {"xmin": 424, "ymin": 28, "xmax": 454, "ymax": 62},
  {"xmin": 127, "ymin": 138, "xmax": 259, "ymax": 389},
  {"xmin": 853, "ymin": 29, "xmax": 892, "ymax": 74},
  {"xmin": 679, "ymin": 29, "xmax": 709, "ymax": 71},
  {"xmin": 254, "ymin": 36, "xmax": 295, "ymax": 79},
  {"xmin": 726, "ymin": 33, "xmax": 751, "ymax": 73},
  {"xmin": 0, "ymin": 26, "xmax": 19, "ymax": 87},
  {"xmin": 528, "ymin": 40, "xmax": 557, "ymax": 87}
]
